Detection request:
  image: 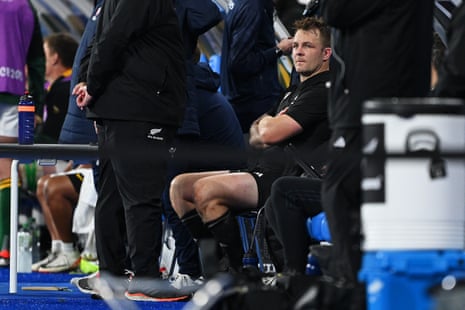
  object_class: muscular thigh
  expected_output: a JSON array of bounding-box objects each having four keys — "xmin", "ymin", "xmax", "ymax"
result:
[
  {"xmin": 194, "ymin": 172, "xmax": 259, "ymax": 211},
  {"xmin": 46, "ymin": 174, "xmax": 79, "ymax": 200},
  {"xmin": 172, "ymin": 170, "xmax": 229, "ymax": 199}
]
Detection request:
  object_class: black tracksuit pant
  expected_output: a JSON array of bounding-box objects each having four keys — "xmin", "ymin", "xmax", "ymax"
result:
[
  {"xmin": 321, "ymin": 128, "xmax": 362, "ymax": 284},
  {"xmin": 95, "ymin": 119, "xmax": 175, "ymax": 278},
  {"xmin": 265, "ymin": 176, "xmax": 323, "ymax": 274}
]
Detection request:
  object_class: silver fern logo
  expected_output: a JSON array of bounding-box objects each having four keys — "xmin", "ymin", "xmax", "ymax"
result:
[{"xmin": 147, "ymin": 128, "xmax": 164, "ymax": 141}]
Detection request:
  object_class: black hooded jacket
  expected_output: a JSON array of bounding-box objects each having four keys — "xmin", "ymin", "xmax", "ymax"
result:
[
  {"xmin": 322, "ymin": 0, "xmax": 433, "ymax": 129},
  {"xmin": 84, "ymin": 0, "xmax": 186, "ymax": 127}
]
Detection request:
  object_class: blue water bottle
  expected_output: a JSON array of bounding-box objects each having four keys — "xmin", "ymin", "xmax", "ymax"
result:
[
  {"xmin": 18, "ymin": 92, "xmax": 35, "ymax": 144},
  {"xmin": 307, "ymin": 212, "xmax": 331, "ymax": 242},
  {"xmin": 305, "ymin": 253, "xmax": 321, "ymax": 276}
]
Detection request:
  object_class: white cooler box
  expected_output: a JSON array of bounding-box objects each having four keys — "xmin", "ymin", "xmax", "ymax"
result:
[{"xmin": 361, "ymin": 98, "xmax": 465, "ymax": 250}]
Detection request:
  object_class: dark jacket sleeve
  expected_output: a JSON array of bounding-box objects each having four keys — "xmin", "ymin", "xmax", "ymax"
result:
[
  {"xmin": 26, "ymin": 0, "xmax": 45, "ymax": 117},
  {"xmin": 185, "ymin": 0, "xmax": 222, "ymax": 36},
  {"xmin": 228, "ymin": 1, "xmax": 276, "ymax": 76},
  {"xmin": 86, "ymin": 0, "xmax": 152, "ymax": 98}
]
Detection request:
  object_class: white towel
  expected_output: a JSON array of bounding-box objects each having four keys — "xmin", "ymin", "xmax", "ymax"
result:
[
  {"xmin": 72, "ymin": 168, "xmax": 97, "ymax": 234},
  {"xmin": 49, "ymin": 168, "xmax": 97, "ymax": 234}
]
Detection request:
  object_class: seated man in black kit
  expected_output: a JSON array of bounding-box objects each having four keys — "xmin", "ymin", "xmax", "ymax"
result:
[
  {"xmin": 169, "ymin": 16, "xmax": 332, "ymax": 273},
  {"xmin": 265, "ymin": 175, "xmax": 324, "ymax": 275}
]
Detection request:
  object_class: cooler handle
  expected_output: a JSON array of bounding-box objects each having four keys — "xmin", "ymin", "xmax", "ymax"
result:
[{"xmin": 406, "ymin": 130, "xmax": 446, "ymax": 179}]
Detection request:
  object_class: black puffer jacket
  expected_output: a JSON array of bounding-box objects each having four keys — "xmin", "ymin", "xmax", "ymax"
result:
[
  {"xmin": 85, "ymin": 0, "xmax": 186, "ymax": 127},
  {"xmin": 322, "ymin": 0, "xmax": 433, "ymax": 130}
]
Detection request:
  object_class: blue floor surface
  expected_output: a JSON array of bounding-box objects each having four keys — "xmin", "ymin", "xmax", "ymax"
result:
[{"xmin": 0, "ymin": 267, "xmax": 186, "ymax": 310}]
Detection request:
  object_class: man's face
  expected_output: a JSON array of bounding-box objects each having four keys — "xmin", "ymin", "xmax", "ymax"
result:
[{"xmin": 292, "ymin": 29, "xmax": 328, "ymax": 79}]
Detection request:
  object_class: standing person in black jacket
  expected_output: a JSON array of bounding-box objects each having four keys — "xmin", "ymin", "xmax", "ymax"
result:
[
  {"xmin": 73, "ymin": 0, "xmax": 186, "ymax": 302},
  {"xmin": 318, "ymin": 1, "xmax": 433, "ymax": 308}
]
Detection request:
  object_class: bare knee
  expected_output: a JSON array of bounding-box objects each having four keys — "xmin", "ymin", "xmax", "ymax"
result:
[
  {"xmin": 192, "ymin": 179, "xmax": 223, "ymax": 219},
  {"xmin": 36, "ymin": 175, "xmax": 51, "ymax": 201},
  {"xmin": 47, "ymin": 176, "xmax": 77, "ymax": 203},
  {"xmin": 44, "ymin": 179, "xmax": 61, "ymax": 202},
  {"xmin": 170, "ymin": 174, "xmax": 190, "ymax": 201},
  {"xmin": 170, "ymin": 174, "xmax": 195, "ymax": 217},
  {"xmin": 192, "ymin": 179, "xmax": 209, "ymax": 211}
]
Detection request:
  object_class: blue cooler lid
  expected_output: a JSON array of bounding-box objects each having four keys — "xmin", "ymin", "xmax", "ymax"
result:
[{"xmin": 363, "ymin": 98, "xmax": 465, "ymax": 117}]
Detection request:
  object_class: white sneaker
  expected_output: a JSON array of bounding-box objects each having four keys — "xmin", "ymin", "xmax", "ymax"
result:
[
  {"xmin": 32, "ymin": 252, "xmax": 58, "ymax": 272},
  {"xmin": 70, "ymin": 271, "xmax": 100, "ymax": 295},
  {"xmin": 0, "ymin": 257, "xmax": 9, "ymax": 267},
  {"xmin": 169, "ymin": 273, "xmax": 204, "ymax": 290},
  {"xmin": 38, "ymin": 251, "xmax": 80, "ymax": 273}
]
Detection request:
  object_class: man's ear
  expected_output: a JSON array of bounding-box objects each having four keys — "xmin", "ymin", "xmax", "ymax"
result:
[
  {"xmin": 51, "ymin": 52, "xmax": 59, "ymax": 66},
  {"xmin": 323, "ymin": 47, "xmax": 332, "ymax": 61}
]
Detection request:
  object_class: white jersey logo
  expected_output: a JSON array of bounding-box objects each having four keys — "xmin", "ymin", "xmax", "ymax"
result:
[{"xmin": 147, "ymin": 128, "xmax": 163, "ymax": 141}]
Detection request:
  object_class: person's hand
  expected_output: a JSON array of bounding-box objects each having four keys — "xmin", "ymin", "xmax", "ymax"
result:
[
  {"xmin": 73, "ymin": 82, "xmax": 92, "ymax": 110},
  {"xmin": 277, "ymin": 37, "xmax": 294, "ymax": 55},
  {"xmin": 249, "ymin": 118, "xmax": 270, "ymax": 149}
]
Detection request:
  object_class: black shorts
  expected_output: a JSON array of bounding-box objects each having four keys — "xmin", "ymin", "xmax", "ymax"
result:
[
  {"xmin": 248, "ymin": 169, "xmax": 283, "ymax": 207},
  {"xmin": 67, "ymin": 172, "xmax": 84, "ymax": 193}
]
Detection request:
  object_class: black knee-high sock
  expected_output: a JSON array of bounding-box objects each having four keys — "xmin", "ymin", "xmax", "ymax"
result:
[
  {"xmin": 180, "ymin": 209, "xmax": 213, "ymax": 241},
  {"xmin": 206, "ymin": 211, "xmax": 244, "ymax": 271}
]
